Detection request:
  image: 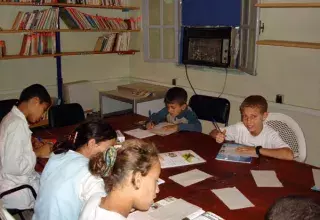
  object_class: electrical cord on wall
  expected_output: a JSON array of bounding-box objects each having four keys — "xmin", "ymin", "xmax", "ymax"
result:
[
  {"xmin": 185, "ymin": 64, "xmax": 228, "ymax": 97},
  {"xmin": 218, "ymin": 68, "xmax": 228, "ymax": 98},
  {"xmin": 185, "ymin": 64, "xmax": 197, "ymax": 95}
]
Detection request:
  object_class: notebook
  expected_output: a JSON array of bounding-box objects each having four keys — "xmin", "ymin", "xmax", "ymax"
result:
[
  {"xmin": 150, "ymin": 122, "xmax": 176, "ymax": 136},
  {"xmin": 215, "ymin": 143, "xmax": 256, "ymax": 164},
  {"xmin": 159, "ymin": 150, "xmax": 206, "ymax": 168},
  {"xmin": 124, "ymin": 128, "xmax": 155, "ymax": 139},
  {"xmin": 128, "ymin": 197, "xmax": 224, "ymax": 220}
]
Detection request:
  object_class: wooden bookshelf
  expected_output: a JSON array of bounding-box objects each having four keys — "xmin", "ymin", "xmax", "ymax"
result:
[
  {"xmin": 0, "ymin": 2, "xmax": 139, "ymax": 10},
  {"xmin": 256, "ymin": 3, "xmax": 320, "ymax": 8},
  {"xmin": 0, "ymin": 50, "xmax": 139, "ymax": 60},
  {"xmin": 0, "ymin": 29, "xmax": 140, "ymax": 34},
  {"xmin": 257, "ymin": 40, "xmax": 320, "ymax": 49}
]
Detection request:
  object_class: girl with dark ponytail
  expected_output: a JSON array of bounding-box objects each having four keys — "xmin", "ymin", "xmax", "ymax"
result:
[
  {"xmin": 80, "ymin": 139, "xmax": 161, "ymax": 220},
  {"xmin": 33, "ymin": 120, "xmax": 117, "ymax": 220}
]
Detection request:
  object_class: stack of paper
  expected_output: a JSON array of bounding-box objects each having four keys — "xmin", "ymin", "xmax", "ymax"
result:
[
  {"xmin": 169, "ymin": 169, "xmax": 212, "ymax": 187},
  {"xmin": 211, "ymin": 187, "xmax": 254, "ymax": 210},
  {"xmin": 251, "ymin": 170, "xmax": 283, "ymax": 187}
]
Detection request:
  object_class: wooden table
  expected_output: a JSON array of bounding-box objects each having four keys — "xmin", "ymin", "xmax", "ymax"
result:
[
  {"xmin": 99, "ymin": 82, "xmax": 168, "ymax": 117},
  {"xmin": 34, "ymin": 114, "xmax": 320, "ymax": 220}
]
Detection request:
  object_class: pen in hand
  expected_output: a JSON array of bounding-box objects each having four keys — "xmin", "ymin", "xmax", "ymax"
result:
[{"xmin": 212, "ymin": 119, "xmax": 221, "ymax": 133}]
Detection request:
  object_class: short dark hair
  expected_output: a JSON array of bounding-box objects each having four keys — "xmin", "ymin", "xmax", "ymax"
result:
[
  {"xmin": 265, "ymin": 195, "xmax": 320, "ymax": 220},
  {"xmin": 18, "ymin": 84, "xmax": 51, "ymax": 105},
  {"xmin": 164, "ymin": 87, "xmax": 187, "ymax": 105},
  {"xmin": 89, "ymin": 139, "xmax": 159, "ymax": 192},
  {"xmin": 240, "ymin": 95, "xmax": 268, "ymax": 114}
]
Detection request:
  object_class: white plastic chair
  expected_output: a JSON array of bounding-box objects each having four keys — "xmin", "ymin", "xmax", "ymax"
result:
[
  {"xmin": 265, "ymin": 113, "xmax": 306, "ymax": 162},
  {"xmin": 0, "ymin": 200, "xmax": 15, "ymax": 220}
]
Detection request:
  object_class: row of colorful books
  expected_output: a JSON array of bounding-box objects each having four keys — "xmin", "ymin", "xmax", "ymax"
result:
[
  {"xmin": 10, "ymin": 8, "xmax": 140, "ymax": 31},
  {"xmin": 20, "ymin": 33, "xmax": 56, "ymax": 56},
  {"xmin": 12, "ymin": 9, "xmax": 59, "ymax": 30},
  {"xmin": 59, "ymin": 8, "xmax": 139, "ymax": 30},
  {"xmin": 94, "ymin": 32, "xmax": 130, "ymax": 52},
  {"xmin": 0, "ymin": 0, "xmax": 124, "ymax": 6}
]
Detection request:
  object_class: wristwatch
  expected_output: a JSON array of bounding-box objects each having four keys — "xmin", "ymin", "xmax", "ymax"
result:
[{"xmin": 255, "ymin": 146, "xmax": 262, "ymax": 156}]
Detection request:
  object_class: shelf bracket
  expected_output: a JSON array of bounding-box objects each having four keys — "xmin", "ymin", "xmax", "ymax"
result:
[{"xmin": 259, "ymin": 20, "xmax": 265, "ymax": 35}]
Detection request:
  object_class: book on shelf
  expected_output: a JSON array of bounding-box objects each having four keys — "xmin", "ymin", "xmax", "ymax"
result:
[
  {"xmin": 159, "ymin": 150, "xmax": 206, "ymax": 168},
  {"xmin": 0, "ymin": 0, "xmax": 126, "ymax": 6},
  {"xmin": 124, "ymin": 17, "xmax": 141, "ymax": 30},
  {"xmin": 128, "ymin": 196, "xmax": 224, "ymax": 220},
  {"xmin": 215, "ymin": 143, "xmax": 257, "ymax": 164},
  {"xmin": 94, "ymin": 32, "xmax": 130, "ymax": 52},
  {"xmin": 11, "ymin": 8, "xmax": 59, "ymax": 30},
  {"xmin": 59, "ymin": 8, "xmax": 138, "ymax": 30},
  {"xmin": 0, "ymin": 41, "xmax": 6, "ymax": 57},
  {"xmin": 19, "ymin": 32, "xmax": 56, "ymax": 56}
]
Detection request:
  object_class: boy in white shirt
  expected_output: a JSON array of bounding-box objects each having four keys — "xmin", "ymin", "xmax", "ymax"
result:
[
  {"xmin": 210, "ymin": 95, "xmax": 294, "ymax": 160},
  {"xmin": 0, "ymin": 84, "xmax": 52, "ymax": 209}
]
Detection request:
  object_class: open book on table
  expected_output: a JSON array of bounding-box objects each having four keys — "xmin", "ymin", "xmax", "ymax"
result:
[
  {"xmin": 215, "ymin": 143, "xmax": 258, "ymax": 164},
  {"xmin": 159, "ymin": 150, "xmax": 206, "ymax": 168},
  {"xmin": 124, "ymin": 122, "xmax": 177, "ymax": 139},
  {"xmin": 128, "ymin": 197, "xmax": 224, "ymax": 220}
]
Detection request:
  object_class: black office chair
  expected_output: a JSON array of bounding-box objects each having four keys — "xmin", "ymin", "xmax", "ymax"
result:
[
  {"xmin": 0, "ymin": 184, "xmax": 37, "ymax": 220},
  {"xmin": 48, "ymin": 103, "xmax": 85, "ymax": 128},
  {"xmin": 189, "ymin": 94, "xmax": 230, "ymax": 126},
  {"xmin": 0, "ymin": 99, "xmax": 18, "ymax": 123}
]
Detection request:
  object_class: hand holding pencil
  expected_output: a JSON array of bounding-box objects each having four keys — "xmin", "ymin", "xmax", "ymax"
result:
[
  {"xmin": 210, "ymin": 119, "xmax": 226, "ymax": 144},
  {"xmin": 215, "ymin": 130, "xmax": 226, "ymax": 144}
]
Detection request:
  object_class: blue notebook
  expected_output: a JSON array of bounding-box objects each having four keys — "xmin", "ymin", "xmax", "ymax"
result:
[{"xmin": 215, "ymin": 143, "xmax": 253, "ymax": 164}]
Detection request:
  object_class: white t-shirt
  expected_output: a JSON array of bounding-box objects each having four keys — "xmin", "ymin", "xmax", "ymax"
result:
[
  {"xmin": 79, "ymin": 194, "xmax": 126, "ymax": 220},
  {"xmin": 0, "ymin": 106, "xmax": 39, "ymax": 209},
  {"xmin": 225, "ymin": 122, "xmax": 289, "ymax": 149}
]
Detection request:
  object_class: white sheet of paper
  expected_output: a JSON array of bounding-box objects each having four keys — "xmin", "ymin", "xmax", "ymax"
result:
[
  {"xmin": 149, "ymin": 199, "xmax": 203, "ymax": 220},
  {"xmin": 312, "ymin": 169, "xmax": 320, "ymax": 188},
  {"xmin": 251, "ymin": 170, "xmax": 283, "ymax": 187},
  {"xmin": 124, "ymin": 128, "xmax": 155, "ymax": 139},
  {"xmin": 150, "ymin": 122, "xmax": 176, "ymax": 136},
  {"xmin": 157, "ymin": 178, "xmax": 165, "ymax": 185},
  {"xmin": 211, "ymin": 187, "xmax": 254, "ymax": 210},
  {"xmin": 169, "ymin": 169, "xmax": 212, "ymax": 187}
]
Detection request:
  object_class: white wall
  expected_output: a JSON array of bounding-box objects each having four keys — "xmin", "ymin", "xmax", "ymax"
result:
[
  {"xmin": 0, "ymin": 6, "xmax": 131, "ymax": 108},
  {"xmin": 128, "ymin": 0, "xmax": 320, "ymax": 167}
]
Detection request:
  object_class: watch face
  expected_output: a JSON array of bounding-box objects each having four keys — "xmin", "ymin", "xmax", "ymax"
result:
[{"xmin": 256, "ymin": 146, "xmax": 262, "ymax": 155}]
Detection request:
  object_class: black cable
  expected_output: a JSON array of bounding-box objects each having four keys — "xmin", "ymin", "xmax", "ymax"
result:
[
  {"xmin": 218, "ymin": 68, "xmax": 228, "ymax": 98},
  {"xmin": 185, "ymin": 64, "xmax": 197, "ymax": 95}
]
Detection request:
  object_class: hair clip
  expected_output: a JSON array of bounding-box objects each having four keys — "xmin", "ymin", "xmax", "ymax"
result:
[
  {"xmin": 73, "ymin": 132, "xmax": 78, "ymax": 144},
  {"xmin": 102, "ymin": 146, "xmax": 117, "ymax": 177}
]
